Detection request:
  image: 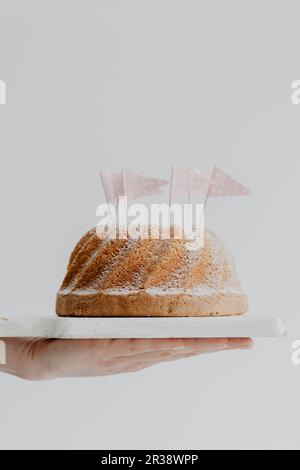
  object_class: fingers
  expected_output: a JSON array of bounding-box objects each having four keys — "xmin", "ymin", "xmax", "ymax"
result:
[
  {"xmin": 103, "ymin": 337, "xmax": 253, "ymax": 359},
  {"xmin": 108, "ymin": 339, "xmax": 253, "ymax": 373},
  {"xmin": 228, "ymin": 338, "xmax": 253, "ymax": 350},
  {"xmin": 114, "ymin": 338, "xmax": 254, "ymax": 375},
  {"xmin": 104, "ymin": 338, "xmax": 186, "ymax": 358},
  {"xmin": 180, "ymin": 338, "xmax": 230, "ymax": 352},
  {"xmin": 90, "ymin": 338, "xmax": 254, "ymax": 376},
  {"xmin": 179, "ymin": 338, "xmax": 253, "ymax": 351}
]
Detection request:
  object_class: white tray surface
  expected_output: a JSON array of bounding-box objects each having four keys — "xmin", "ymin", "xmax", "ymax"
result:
[{"xmin": 0, "ymin": 315, "xmax": 287, "ymax": 339}]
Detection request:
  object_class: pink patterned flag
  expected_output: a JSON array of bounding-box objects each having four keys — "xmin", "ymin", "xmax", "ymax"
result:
[
  {"xmin": 100, "ymin": 170, "xmax": 125, "ymax": 203},
  {"xmin": 170, "ymin": 166, "xmax": 211, "ymax": 203},
  {"xmin": 124, "ymin": 170, "xmax": 169, "ymax": 200},
  {"xmin": 101, "ymin": 170, "xmax": 169, "ymax": 203},
  {"xmin": 208, "ymin": 166, "xmax": 251, "ymax": 198}
]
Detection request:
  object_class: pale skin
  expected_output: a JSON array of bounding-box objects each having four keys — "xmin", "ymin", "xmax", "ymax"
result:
[{"xmin": 0, "ymin": 337, "xmax": 253, "ymax": 380}]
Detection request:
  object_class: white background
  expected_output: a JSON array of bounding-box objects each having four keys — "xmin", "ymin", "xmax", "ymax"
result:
[{"xmin": 0, "ymin": 0, "xmax": 299, "ymax": 450}]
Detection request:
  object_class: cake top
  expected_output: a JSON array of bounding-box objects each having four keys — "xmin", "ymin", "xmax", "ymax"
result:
[{"xmin": 58, "ymin": 226, "xmax": 243, "ymax": 298}]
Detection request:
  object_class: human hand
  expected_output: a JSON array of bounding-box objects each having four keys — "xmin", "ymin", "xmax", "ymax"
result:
[{"xmin": 0, "ymin": 337, "xmax": 253, "ymax": 380}]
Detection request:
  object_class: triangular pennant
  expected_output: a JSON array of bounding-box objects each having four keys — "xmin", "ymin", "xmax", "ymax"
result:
[
  {"xmin": 208, "ymin": 166, "xmax": 251, "ymax": 197},
  {"xmin": 170, "ymin": 166, "xmax": 211, "ymax": 203},
  {"xmin": 124, "ymin": 171, "xmax": 169, "ymax": 200}
]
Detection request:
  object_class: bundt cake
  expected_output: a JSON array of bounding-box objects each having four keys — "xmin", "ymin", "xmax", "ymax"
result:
[{"xmin": 56, "ymin": 226, "xmax": 248, "ymax": 317}]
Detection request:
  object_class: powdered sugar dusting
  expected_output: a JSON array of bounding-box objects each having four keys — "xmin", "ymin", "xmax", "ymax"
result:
[
  {"xmin": 59, "ymin": 286, "xmax": 243, "ymax": 297},
  {"xmin": 60, "ymin": 227, "xmax": 244, "ymax": 298}
]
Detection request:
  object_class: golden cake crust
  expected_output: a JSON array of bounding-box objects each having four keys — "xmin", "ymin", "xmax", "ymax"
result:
[{"xmin": 56, "ymin": 227, "xmax": 248, "ymax": 317}]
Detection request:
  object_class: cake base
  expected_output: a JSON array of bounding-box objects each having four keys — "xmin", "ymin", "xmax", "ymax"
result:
[{"xmin": 56, "ymin": 290, "xmax": 248, "ymax": 317}]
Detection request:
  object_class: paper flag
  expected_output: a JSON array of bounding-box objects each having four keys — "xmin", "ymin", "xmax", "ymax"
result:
[
  {"xmin": 101, "ymin": 170, "xmax": 169, "ymax": 203},
  {"xmin": 100, "ymin": 170, "xmax": 125, "ymax": 203},
  {"xmin": 208, "ymin": 166, "xmax": 251, "ymax": 198},
  {"xmin": 170, "ymin": 166, "xmax": 211, "ymax": 203},
  {"xmin": 124, "ymin": 170, "xmax": 169, "ymax": 200}
]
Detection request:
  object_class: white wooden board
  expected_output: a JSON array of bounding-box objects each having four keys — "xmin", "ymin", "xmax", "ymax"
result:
[{"xmin": 0, "ymin": 315, "xmax": 287, "ymax": 338}]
